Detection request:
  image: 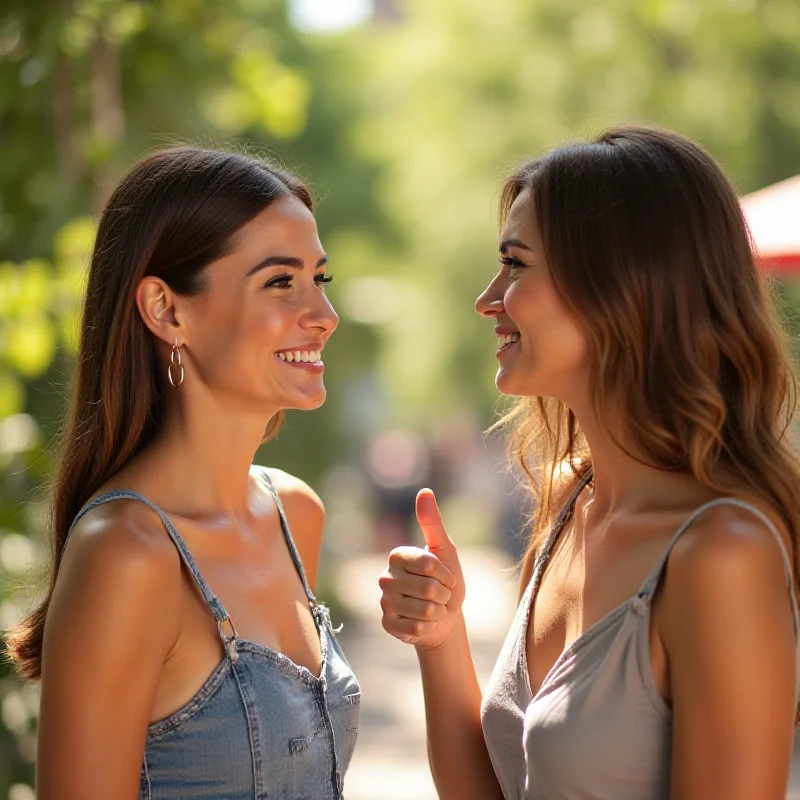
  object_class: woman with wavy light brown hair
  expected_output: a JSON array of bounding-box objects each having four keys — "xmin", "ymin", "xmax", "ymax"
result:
[{"xmin": 379, "ymin": 126, "xmax": 800, "ymax": 799}]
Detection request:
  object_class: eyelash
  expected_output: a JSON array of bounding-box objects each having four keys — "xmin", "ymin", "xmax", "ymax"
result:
[
  {"xmin": 499, "ymin": 255, "xmax": 525, "ymax": 270},
  {"xmin": 499, "ymin": 256, "xmax": 527, "ymax": 280},
  {"xmin": 265, "ymin": 273, "xmax": 334, "ymax": 289}
]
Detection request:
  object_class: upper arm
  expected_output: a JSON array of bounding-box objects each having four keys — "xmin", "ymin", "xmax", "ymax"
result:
[
  {"xmin": 264, "ymin": 468, "xmax": 326, "ymax": 591},
  {"xmin": 37, "ymin": 503, "xmax": 182, "ymax": 800},
  {"xmin": 660, "ymin": 507, "xmax": 797, "ymax": 800}
]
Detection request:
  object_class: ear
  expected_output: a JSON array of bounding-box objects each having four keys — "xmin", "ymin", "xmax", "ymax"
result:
[{"xmin": 135, "ymin": 276, "xmax": 184, "ymax": 346}]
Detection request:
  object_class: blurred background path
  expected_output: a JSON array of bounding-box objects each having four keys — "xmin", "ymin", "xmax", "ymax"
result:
[
  {"xmin": 335, "ymin": 548, "xmax": 800, "ymax": 800},
  {"xmin": 336, "ymin": 547, "xmax": 517, "ymax": 800}
]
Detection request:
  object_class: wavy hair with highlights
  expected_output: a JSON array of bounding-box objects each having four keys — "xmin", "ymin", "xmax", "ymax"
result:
[{"xmin": 496, "ymin": 127, "xmax": 800, "ymax": 597}]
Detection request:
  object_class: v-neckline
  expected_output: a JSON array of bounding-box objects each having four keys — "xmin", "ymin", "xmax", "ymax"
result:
[
  {"xmin": 520, "ymin": 577, "xmax": 637, "ymax": 701},
  {"xmin": 517, "ymin": 466, "xmax": 650, "ymax": 701}
]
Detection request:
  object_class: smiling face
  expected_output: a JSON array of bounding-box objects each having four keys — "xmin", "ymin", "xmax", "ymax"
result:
[
  {"xmin": 475, "ymin": 189, "xmax": 587, "ymax": 400},
  {"xmin": 177, "ymin": 194, "xmax": 338, "ymax": 412}
]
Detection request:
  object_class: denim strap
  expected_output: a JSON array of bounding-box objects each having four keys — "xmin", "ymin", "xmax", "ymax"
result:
[
  {"xmin": 66, "ymin": 490, "xmax": 229, "ymax": 622},
  {"xmin": 256, "ymin": 468, "xmax": 317, "ymax": 606}
]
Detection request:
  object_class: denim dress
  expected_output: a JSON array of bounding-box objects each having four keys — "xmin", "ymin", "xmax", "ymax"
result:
[{"xmin": 66, "ymin": 469, "xmax": 360, "ymax": 799}]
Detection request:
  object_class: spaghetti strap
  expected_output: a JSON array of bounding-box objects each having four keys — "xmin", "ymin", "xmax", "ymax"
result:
[
  {"xmin": 528, "ymin": 467, "xmax": 594, "ymax": 599},
  {"xmin": 637, "ymin": 497, "xmax": 799, "ymax": 635},
  {"xmin": 66, "ymin": 490, "xmax": 230, "ymax": 623},
  {"xmin": 255, "ymin": 468, "xmax": 317, "ymax": 605}
]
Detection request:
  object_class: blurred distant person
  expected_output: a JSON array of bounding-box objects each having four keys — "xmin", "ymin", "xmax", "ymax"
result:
[
  {"xmin": 5, "ymin": 149, "xmax": 359, "ymax": 799},
  {"xmin": 379, "ymin": 127, "xmax": 800, "ymax": 799}
]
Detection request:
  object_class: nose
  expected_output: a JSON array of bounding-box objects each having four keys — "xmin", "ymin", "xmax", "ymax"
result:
[
  {"xmin": 475, "ymin": 273, "xmax": 506, "ymax": 318},
  {"xmin": 302, "ymin": 287, "xmax": 339, "ymax": 336}
]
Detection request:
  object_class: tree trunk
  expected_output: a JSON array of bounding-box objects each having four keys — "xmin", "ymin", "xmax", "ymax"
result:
[{"xmin": 90, "ymin": 29, "xmax": 125, "ymax": 212}]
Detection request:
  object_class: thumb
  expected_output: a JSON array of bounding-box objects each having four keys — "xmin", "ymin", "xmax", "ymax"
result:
[{"xmin": 416, "ymin": 489, "xmax": 458, "ymax": 563}]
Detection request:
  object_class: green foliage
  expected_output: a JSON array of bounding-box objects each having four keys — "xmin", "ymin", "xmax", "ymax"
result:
[
  {"xmin": 342, "ymin": 0, "xmax": 800, "ymax": 417},
  {"xmin": 2, "ymin": 0, "xmax": 800, "ymax": 793}
]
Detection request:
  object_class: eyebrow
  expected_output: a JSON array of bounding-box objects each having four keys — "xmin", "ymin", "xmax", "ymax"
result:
[
  {"xmin": 246, "ymin": 254, "xmax": 329, "ymax": 276},
  {"xmin": 499, "ymin": 238, "xmax": 534, "ymax": 254}
]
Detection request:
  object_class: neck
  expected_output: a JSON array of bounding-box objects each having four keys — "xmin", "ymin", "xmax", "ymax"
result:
[
  {"xmin": 573, "ymin": 403, "xmax": 710, "ymax": 519},
  {"xmin": 131, "ymin": 391, "xmax": 280, "ymax": 518}
]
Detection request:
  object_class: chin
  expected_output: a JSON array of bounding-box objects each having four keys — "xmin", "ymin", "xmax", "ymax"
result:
[
  {"xmin": 495, "ymin": 367, "xmax": 547, "ymax": 398},
  {"xmin": 288, "ymin": 388, "xmax": 327, "ymax": 411},
  {"xmin": 496, "ymin": 368, "xmax": 528, "ymax": 396}
]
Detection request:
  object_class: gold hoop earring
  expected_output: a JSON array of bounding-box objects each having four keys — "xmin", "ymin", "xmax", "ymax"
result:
[{"xmin": 168, "ymin": 338, "xmax": 184, "ymax": 388}]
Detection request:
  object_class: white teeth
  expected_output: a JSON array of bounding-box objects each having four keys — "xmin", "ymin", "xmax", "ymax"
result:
[
  {"xmin": 497, "ymin": 332, "xmax": 520, "ymax": 347},
  {"xmin": 277, "ymin": 349, "xmax": 322, "ymax": 363}
]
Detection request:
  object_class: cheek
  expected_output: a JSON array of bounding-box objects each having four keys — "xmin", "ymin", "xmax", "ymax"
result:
[
  {"xmin": 193, "ymin": 300, "xmax": 287, "ymax": 371},
  {"xmin": 504, "ymin": 277, "xmax": 553, "ymax": 335},
  {"xmin": 233, "ymin": 297, "xmax": 295, "ymax": 344},
  {"xmin": 507, "ymin": 280, "xmax": 586, "ymax": 363},
  {"xmin": 248, "ymin": 307, "xmax": 286, "ymax": 343}
]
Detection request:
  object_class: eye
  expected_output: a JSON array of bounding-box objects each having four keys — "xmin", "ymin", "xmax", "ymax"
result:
[
  {"xmin": 264, "ymin": 273, "xmax": 292, "ymax": 289},
  {"xmin": 499, "ymin": 255, "xmax": 526, "ymax": 270},
  {"xmin": 263, "ymin": 273, "xmax": 333, "ymax": 290},
  {"xmin": 499, "ymin": 255, "xmax": 527, "ymax": 281}
]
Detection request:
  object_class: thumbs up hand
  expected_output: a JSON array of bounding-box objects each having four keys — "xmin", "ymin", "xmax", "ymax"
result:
[{"xmin": 379, "ymin": 489, "xmax": 467, "ymax": 650}]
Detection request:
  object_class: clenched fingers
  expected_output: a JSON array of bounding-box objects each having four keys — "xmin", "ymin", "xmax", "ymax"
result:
[
  {"xmin": 381, "ymin": 616, "xmax": 439, "ymax": 644},
  {"xmin": 378, "ymin": 570, "xmax": 452, "ymax": 607},
  {"xmin": 386, "ymin": 546, "xmax": 456, "ymax": 589},
  {"xmin": 382, "ymin": 594, "xmax": 449, "ymax": 623}
]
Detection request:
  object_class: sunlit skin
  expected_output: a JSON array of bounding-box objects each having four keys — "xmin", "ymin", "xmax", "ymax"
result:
[
  {"xmin": 475, "ymin": 190, "xmax": 587, "ymax": 402},
  {"xmin": 36, "ymin": 195, "xmax": 340, "ymax": 800},
  {"xmin": 378, "ymin": 189, "xmax": 797, "ymax": 799},
  {"xmin": 157, "ymin": 194, "xmax": 338, "ymax": 416}
]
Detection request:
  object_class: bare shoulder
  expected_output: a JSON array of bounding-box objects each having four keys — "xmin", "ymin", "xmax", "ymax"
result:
[
  {"xmin": 665, "ymin": 502, "xmax": 792, "ymax": 592},
  {"xmin": 38, "ymin": 500, "xmax": 184, "ymax": 797},
  {"xmin": 659, "ymin": 501, "xmax": 796, "ymax": 646},
  {"xmin": 63, "ymin": 498, "xmax": 182, "ymax": 582},
  {"xmin": 659, "ymin": 502, "xmax": 797, "ymax": 797},
  {"xmin": 260, "ymin": 467, "xmax": 326, "ymax": 530},
  {"xmin": 52, "ymin": 499, "xmax": 183, "ymax": 644}
]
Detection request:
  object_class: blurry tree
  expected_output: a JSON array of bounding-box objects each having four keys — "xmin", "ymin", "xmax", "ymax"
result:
[{"xmin": 339, "ymin": 0, "xmax": 800, "ymax": 417}]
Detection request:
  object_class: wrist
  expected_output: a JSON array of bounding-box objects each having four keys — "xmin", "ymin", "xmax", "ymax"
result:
[{"xmin": 414, "ymin": 613, "xmax": 467, "ymax": 659}]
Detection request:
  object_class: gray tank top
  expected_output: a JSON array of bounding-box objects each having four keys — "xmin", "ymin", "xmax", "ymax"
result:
[{"xmin": 481, "ymin": 470, "xmax": 800, "ymax": 799}]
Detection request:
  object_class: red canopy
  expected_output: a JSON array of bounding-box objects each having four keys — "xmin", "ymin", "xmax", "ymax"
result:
[{"xmin": 741, "ymin": 174, "xmax": 800, "ymax": 273}]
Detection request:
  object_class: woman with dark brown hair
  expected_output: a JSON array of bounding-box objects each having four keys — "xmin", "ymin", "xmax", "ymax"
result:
[
  {"xmin": 379, "ymin": 126, "xmax": 800, "ymax": 799},
  {"xmin": 5, "ymin": 148, "xmax": 360, "ymax": 799}
]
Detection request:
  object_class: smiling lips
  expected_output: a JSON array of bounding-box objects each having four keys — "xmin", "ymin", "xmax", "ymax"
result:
[
  {"xmin": 495, "ymin": 328, "xmax": 520, "ymax": 359},
  {"xmin": 276, "ymin": 348, "xmax": 321, "ymax": 364},
  {"xmin": 275, "ymin": 346, "xmax": 324, "ymax": 372}
]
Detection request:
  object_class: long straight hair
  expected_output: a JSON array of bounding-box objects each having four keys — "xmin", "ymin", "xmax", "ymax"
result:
[
  {"xmin": 6, "ymin": 148, "xmax": 313, "ymax": 680},
  {"xmin": 496, "ymin": 127, "xmax": 800, "ymax": 594}
]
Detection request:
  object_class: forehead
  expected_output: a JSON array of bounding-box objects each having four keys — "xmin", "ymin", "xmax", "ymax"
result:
[
  {"xmin": 232, "ymin": 194, "xmax": 320, "ymax": 255},
  {"xmin": 501, "ymin": 189, "xmax": 537, "ymax": 242}
]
